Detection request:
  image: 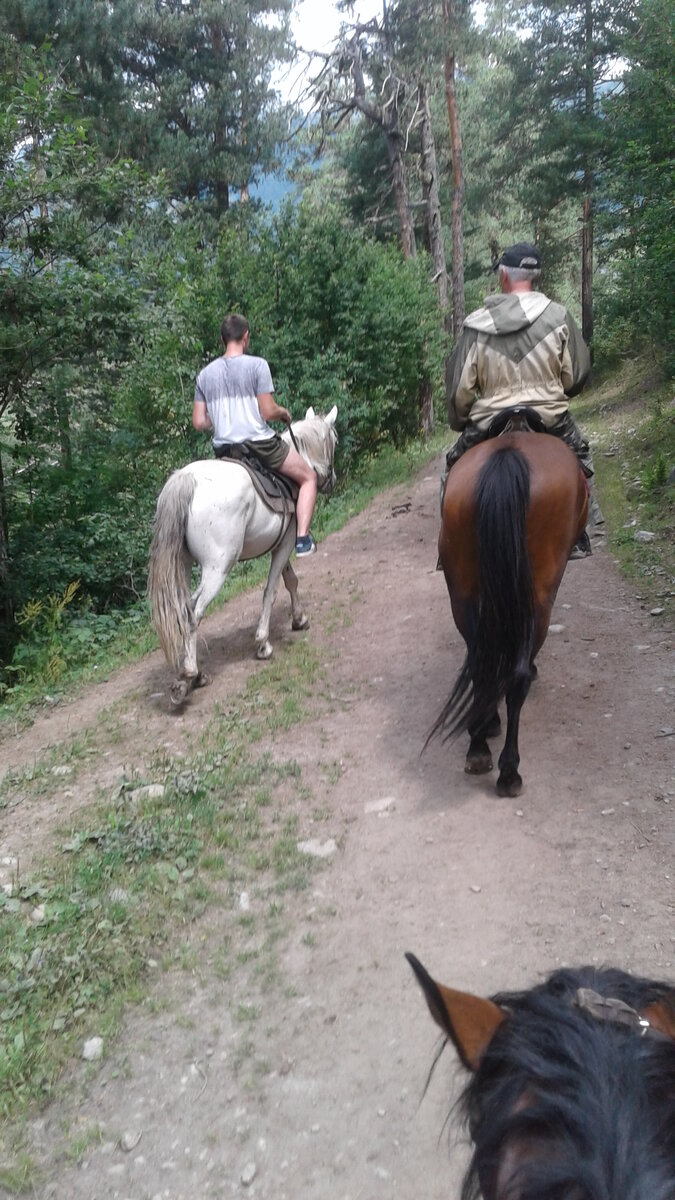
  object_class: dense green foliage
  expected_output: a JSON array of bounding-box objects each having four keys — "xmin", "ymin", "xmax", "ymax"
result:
[
  {"xmin": 1, "ymin": 153, "xmax": 442, "ymax": 684},
  {"xmin": 0, "ymin": 0, "xmax": 294, "ymax": 207},
  {"xmin": 594, "ymin": 0, "xmax": 675, "ymax": 364}
]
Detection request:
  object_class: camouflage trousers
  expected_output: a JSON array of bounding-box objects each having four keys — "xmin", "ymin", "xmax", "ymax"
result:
[{"xmin": 441, "ymin": 411, "xmax": 604, "ymax": 526}]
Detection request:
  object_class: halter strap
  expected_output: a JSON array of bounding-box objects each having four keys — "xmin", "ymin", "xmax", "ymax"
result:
[{"xmin": 574, "ymin": 987, "xmax": 667, "ymax": 1041}]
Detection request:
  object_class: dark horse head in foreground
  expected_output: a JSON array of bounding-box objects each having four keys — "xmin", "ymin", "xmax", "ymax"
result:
[
  {"xmin": 431, "ymin": 427, "xmax": 588, "ymax": 796},
  {"xmin": 407, "ymin": 953, "xmax": 675, "ymax": 1200}
]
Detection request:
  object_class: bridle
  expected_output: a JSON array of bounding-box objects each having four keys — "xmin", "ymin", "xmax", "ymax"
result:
[{"xmin": 574, "ymin": 987, "xmax": 671, "ymax": 1042}]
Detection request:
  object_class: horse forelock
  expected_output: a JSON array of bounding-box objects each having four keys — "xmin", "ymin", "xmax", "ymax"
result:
[{"xmin": 459, "ymin": 967, "xmax": 675, "ymax": 1200}]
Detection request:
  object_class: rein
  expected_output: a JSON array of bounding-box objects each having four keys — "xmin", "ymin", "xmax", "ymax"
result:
[{"xmin": 288, "ymin": 422, "xmax": 301, "ymax": 454}]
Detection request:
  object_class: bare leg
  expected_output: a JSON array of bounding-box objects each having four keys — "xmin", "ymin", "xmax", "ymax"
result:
[{"xmin": 278, "ymin": 446, "xmax": 317, "ymax": 538}]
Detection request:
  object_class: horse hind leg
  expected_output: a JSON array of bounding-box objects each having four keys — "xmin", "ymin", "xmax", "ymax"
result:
[
  {"xmin": 465, "ymin": 706, "xmax": 502, "ymax": 775},
  {"xmin": 170, "ymin": 562, "xmax": 229, "ymax": 704},
  {"xmin": 495, "ymin": 665, "xmax": 532, "ymax": 797},
  {"xmin": 465, "ymin": 711, "xmax": 499, "ymax": 775}
]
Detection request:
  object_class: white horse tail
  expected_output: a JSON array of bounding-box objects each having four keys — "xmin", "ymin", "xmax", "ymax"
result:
[{"xmin": 147, "ymin": 470, "xmax": 196, "ymax": 670}]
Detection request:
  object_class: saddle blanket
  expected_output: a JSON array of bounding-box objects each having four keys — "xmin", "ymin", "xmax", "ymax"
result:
[{"xmin": 215, "ymin": 446, "xmax": 299, "ymax": 517}]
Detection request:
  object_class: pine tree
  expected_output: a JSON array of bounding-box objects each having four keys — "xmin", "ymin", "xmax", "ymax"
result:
[
  {"xmin": 120, "ymin": 0, "xmax": 293, "ymax": 212},
  {"xmin": 0, "ymin": 1, "xmax": 294, "ymax": 212},
  {"xmin": 495, "ymin": 0, "xmax": 639, "ymax": 342},
  {"xmin": 598, "ymin": 0, "xmax": 674, "ymax": 357}
]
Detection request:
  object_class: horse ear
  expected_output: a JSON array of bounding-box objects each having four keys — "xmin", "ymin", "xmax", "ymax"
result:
[
  {"xmin": 325, "ymin": 404, "xmax": 338, "ymax": 427},
  {"xmin": 406, "ymin": 953, "xmax": 505, "ymax": 1072},
  {"xmin": 641, "ymin": 999, "xmax": 675, "ymax": 1042},
  {"xmin": 305, "ymin": 406, "xmax": 316, "ymax": 420}
]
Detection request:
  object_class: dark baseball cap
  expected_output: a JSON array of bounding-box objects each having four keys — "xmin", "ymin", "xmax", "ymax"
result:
[{"xmin": 493, "ymin": 242, "xmax": 541, "ymax": 270}]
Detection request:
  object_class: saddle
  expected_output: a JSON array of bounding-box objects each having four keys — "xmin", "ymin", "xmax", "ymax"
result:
[
  {"xmin": 486, "ymin": 405, "xmax": 548, "ymax": 438},
  {"xmin": 214, "ymin": 444, "xmax": 299, "ymax": 517}
]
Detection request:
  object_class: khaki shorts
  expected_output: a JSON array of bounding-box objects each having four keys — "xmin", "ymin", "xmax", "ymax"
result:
[{"xmin": 242, "ymin": 434, "xmax": 290, "ymax": 471}]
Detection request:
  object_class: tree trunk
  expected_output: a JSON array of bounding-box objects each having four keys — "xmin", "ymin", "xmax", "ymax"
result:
[
  {"xmin": 442, "ymin": 0, "xmax": 465, "ymax": 339},
  {"xmin": 417, "ymin": 373, "xmax": 433, "ymax": 440},
  {"xmin": 581, "ymin": 0, "xmax": 594, "ymax": 347},
  {"xmin": 419, "ymin": 83, "xmax": 449, "ymax": 319},
  {"xmin": 347, "ymin": 35, "xmax": 416, "ymax": 260},
  {"xmin": 581, "ymin": 189, "xmax": 593, "ymax": 346},
  {"xmin": 0, "ymin": 441, "xmax": 13, "ymax": 632},
  {"xmin": 56, "ymin": 391, "xmax": 72, "ymax": 472},
  {"xmin": 214, "ymin": 170, "xmax": 229, "ymax": 214},
  {"xmin": 384, "ymin": 129, "xmax": 416, "ymax": 260},
  {"xmin": 420, "ymin": 81, "xmax": 454, "ymax": 433}
]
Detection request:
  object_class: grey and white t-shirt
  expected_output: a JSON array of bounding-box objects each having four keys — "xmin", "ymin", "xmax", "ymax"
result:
[{"xmin": 194, "ymin": 353, "xmax": 275, "ymax": 446}]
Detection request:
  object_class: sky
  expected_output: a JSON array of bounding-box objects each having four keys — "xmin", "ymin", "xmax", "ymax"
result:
[
  {"xmin": 292, "ymin": 0, "xmax": 384, "ymax": 53},
  {"xmin": 275, "ymin": 0, "xmax": 385, "ymax": 105},
  {"xmin": 277, "ymin": 2, "xmax": 486, "ymax": 104}
]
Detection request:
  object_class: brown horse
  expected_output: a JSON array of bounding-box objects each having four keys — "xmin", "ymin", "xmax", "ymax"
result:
[
  {"xmin": 431, "ymin": 426, "xmax": 588, "ymax": 796},
  {"xmin": 406, "ymin": 953, "xmax": 675, "ymax": 1200}
]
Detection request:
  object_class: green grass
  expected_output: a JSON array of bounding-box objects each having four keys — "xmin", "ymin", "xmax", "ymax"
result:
[
  {"xmin": 0, "ymin": 1152, "xmax": 40, "ymax": 1195},
  {"xmin": 0, "ymin": 728, "xmax": 101, "ymax": 810},
  {"xmin": 0, "ymin": 640, "xmax": 336, "ymax": 1147},
  {"xmin": 63, "ymin": 1123, "xmax": 104, "ymax": 1164},
  {"xmin": 574, "ymin": 358, "xmax": 674, "ymax": 611}
]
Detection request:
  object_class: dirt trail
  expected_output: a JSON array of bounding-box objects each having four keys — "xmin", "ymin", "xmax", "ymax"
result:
[{"xmin": 1, "ymin": 461, "xmax": 673, "ymax": 1200}]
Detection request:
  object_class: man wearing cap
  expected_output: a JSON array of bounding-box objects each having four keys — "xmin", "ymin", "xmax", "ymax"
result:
[{"xmin": 442, "ymin": 242, "xmax": 603, "ymax": 556}]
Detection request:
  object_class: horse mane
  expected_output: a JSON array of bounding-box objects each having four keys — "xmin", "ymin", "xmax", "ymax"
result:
[{"xmin": 458, "ymin": 966, "xmax": 675, "ymax": 1200}]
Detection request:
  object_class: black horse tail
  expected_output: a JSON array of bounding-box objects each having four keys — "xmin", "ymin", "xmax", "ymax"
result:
[{"xmin": 431, "ymin": 445, "xmax": 535, "ymax": 741}]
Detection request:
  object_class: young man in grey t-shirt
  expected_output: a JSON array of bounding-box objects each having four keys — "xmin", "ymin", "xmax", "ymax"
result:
[{"xmin": 192, "ymin": 313, "xmax": 318, "ymax": 556}]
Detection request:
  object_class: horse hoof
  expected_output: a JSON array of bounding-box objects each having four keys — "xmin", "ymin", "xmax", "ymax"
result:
[
  {"xmin": 292, "ymin": 615, "xmax": 310, "ymax": 631},
  {"xmin": 496, "ymin": 773, "xmax": 523, "ymax": 798},
  {"xmin": 465, "ymin": 754, "xmax": 493, "ymax": 775},
  {"xmin": 194, "ymin": 671, "xmax": 211, "ymax": 689},
  {"xmin": 256, "ymin": 642, "xmax": 273, "ymax": 660},
  {"xmin": 170, "ymin": 679, "xmax": 190, "ymax": 706}
]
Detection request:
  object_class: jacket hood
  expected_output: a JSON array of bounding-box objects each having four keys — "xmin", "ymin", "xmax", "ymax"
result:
[{"xmin": 464, "ymin": 291, "xmax": 552, "ymax": 335}]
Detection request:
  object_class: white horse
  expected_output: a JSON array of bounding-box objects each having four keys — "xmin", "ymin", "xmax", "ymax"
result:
[{"xmin": 148, "ymin": 406, "xmax": 338, "ymax": 705}]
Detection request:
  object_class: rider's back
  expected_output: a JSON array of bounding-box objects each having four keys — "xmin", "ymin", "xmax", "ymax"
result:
[
  {"xmin": 195, "ymin": 354, "xmax": 274, "ymax": 445},
  {"xmin": 448, "ymin": 292, "xmax": 590, "ymax": 432}
]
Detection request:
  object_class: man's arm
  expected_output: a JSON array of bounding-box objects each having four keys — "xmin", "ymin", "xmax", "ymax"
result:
[
  {"xmin": 192, "ymin": 397, "xmax": 213, "ymax": 432},
  {"xmin": 561, "ymin": 311, "xmax": 591, "ymax": 398},
  {"xmin": 446, "ymin": 330, "xmax": 479, "ymax": 431},
  {"xmin": 258, "ymin": 391, "xmax": 291, "ymax": 425}
]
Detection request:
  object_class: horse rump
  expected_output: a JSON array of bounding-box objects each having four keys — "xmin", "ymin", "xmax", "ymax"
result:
[{"xmin": 432, "ymin": 444, "xmax": 535, "ymax": 743}]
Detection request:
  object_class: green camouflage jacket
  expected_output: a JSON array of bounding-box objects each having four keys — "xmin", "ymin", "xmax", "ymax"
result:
[{"xmin": 447, "ymin": 292, "xmax": 591, "ymax": 431}]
